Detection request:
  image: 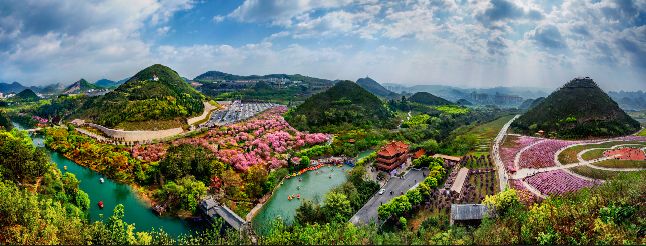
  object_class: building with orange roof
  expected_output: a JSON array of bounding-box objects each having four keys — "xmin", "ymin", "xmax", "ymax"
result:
[{"xmin": 376, "ymin": 141, "xmax": 409, "ymax": 171}]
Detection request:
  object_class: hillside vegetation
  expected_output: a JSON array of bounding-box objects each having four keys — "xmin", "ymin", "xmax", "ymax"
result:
[
  {"xmin": 409, "ymin": 92, "xmax": 453, "ymax": 106},
  {"xmin": 14, "ymin": 89, "xmax": 40, "ymax": 102},
  {"xmin": 356, "ymin": 77, "xmax": 398, "ymax": 98},
  {"xmin": 513, "ymin": 77, "xmax": 640, "ymax": 138},
  {"xmin": 78, "ymin": 64, "xmax": 204, "ymax": 129},
  {"xmin": 285, "ymin": 80, "xmax": 395, "ymax": 132}
]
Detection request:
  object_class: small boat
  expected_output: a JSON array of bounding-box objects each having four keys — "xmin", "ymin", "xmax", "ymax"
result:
[
  {"xmin": 98, "ymin": 201, "xmax": 104, "ymax": 209},
  {"xmin": 99, "ymin": 178, "xmax": 105, "ymax": 183},
  {"xmin": 288, "ymin": 195, "xmax": 293, "ymax": 201},
  {"xmin": 296, "ymin": 194, "xmax": 301, "ymax": 199},
  {"xmin": 63, "ymin": 165, "xmax": 67, "ymax": 170}
]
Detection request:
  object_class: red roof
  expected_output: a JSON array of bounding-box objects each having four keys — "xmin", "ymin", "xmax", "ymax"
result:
[
  {"xmin": 377, "ymin": 141, "xmax": 409, "ymax": 157},
  {"xmin": 413, "ymin": 149, "xmax": 425, "ymax": 159}
]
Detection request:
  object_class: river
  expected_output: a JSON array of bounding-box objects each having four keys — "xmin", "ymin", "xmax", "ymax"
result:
[
  {"xmin": 13, "ymin": 122, "xmax": 198, "ymax": 237},
  {"xmin": 252, "ymin": 165, "xmax": 350, "ymax": 234}
]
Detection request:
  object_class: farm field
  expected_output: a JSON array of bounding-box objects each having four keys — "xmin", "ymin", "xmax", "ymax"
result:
[
  {"xmin": 568, "ymin": 166, "xmax": 624, "ymax": 180},
  {"xmin": 592, "ymin": 159, "xmax": 646, "ymax": 169}
]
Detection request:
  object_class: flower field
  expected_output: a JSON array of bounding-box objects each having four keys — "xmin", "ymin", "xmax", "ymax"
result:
[
  {"xmin": 518, "ymin": 139, "xmax": 574, "ymax": 169},
  {"xmin": 499, "ymin": 135, "xmax": 542, "ymax": 172},
  {"xmin": 132, "ymin": 106, "xmax": 330, "ymax": 171},
  {"xmin": 523, "ymin": 170, "xmax": 601, "ymax": 195}
]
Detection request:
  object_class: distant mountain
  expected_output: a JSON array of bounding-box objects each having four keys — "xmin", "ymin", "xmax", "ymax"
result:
[
  {"xmin": 285, "ymin": 80, "xmax": 394, "ymax": 131},
  {"xmin": 512, "ymin": 77, "xmax": 640, "ymax": 138},
  {"xmin": 194, "ymin": 70, "xmax": 335, "ymax": 102},
  {"xmin": 382, "ymin": 83, "xmax": 549, "ymax": 108},
  {"xmin": 608, "ymin": 91, "xmax": 646, "ymax": 111},
  {"xmin": 14, "ymin": 89, "xmax": 40, "ymax": 102},
  {"xmin": 78, "ymin": 64, "xmax": 204, "ymax": 128},
  {"xmin": 518, "ymin": 97, "xmax": 544, "ymax": 110},
  {"xmin": 63, "ymin": 79, "xmax": 102, "ymax": 94},
  {"xmin": 355, "ymin": 77, "xmax": 398, "ymax": 98},
  {"xmin": 34, "ymin": 83, "xmax": 65, "ymax": 94},
  {"xmin": 0, "ymin": 82, "xmax": 28, "ymax": 93},
  {"xmin": 94, "ymin": 78, "xmax": 124, "ymax": 88},
  {"xmin": 456, "ymin": 99, "xmax": 473, "ymax": 106},
  {"xmin": 408, "ymin": 92, "xmax": 453, "ymax": 106}
]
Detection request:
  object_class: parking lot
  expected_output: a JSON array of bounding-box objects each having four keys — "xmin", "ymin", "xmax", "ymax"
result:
[{"xmin": 200, "ymin": 101, "xmax": 278, "ymax": 128}]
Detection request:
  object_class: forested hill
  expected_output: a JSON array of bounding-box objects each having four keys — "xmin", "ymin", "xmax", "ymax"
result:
[
  {"xmin": 63, "ymin": 79, "xmax": 102, "ymax": 94},
  {"xmin": 78, "ymin": 64, "xmax": 204, "ymax": 128},
  {"xmin": 194, "ymin": 70, "xmax": 333, "ymax": 86},
  {"xmin": 356, "ymin": 77, "xmax": 398, "ymax": 98},
  {"xmin": 285, "ymin": 80, "xmax": 395, "ymax": 132},
  {"xmin": 512, "ymin": 77, "xmax": 640, "ymax": 138},
  {"xmin": 14, "ymin": 89, "xmax": 40, "ymax": 101},
  {"xmin": 408, "ymin": 92, "xmax": 453, "ymax": 106}
]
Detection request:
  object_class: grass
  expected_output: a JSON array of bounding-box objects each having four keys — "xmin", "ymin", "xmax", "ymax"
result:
[
  {"xmin": 592, "ymin": 159, "xmax": 646, "ymax": 169},
  {"xmin": 637, "ymin": 128, "xmax": 646, "ymax": 136},
  {"xmin": 501, "ymin": 134, "xmax": 520, "ymax": 148},
  {"xmin": 450, "ymin": 114, "xmax": 515, "ymax": 155},
  {"xmin": 557, "ymin": 141, "xmax": 646, "ymax": 164},
  {"xmin": 581, "ymin": 149, "xmax": 606, "ymax": 161},
  {"xmin": 569, "ymin": 166, "xmax": 621, "ymax": 180}
]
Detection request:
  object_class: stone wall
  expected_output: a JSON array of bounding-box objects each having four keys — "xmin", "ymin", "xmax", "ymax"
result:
[{"xmin": 85, "ymin": 123, "xmax": 183, "ymax": 142}]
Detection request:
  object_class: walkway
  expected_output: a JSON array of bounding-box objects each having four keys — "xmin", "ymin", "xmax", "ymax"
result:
[
  {"xmin": 449, "ymin": 168, "xmax": 469, "ymax": 193},
  {"xmin": 350, "ymin": 168, "xmax": 426, "ymax": 225},
  {"xmin": 491, "ymin": 114, "xmax": 519, "ymax": 191}
]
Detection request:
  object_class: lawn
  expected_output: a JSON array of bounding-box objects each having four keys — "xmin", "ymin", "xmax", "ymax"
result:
[
  {"xmin": 581, "ymin": 149, "xmax": 606, "ymax": 161},
  {"xmin": 455, "ymin": 114, "xmax": 515, "ymax": 154},
  {"xmin": 592, "ymin": 159, "xmax": 646, "ymax": 169},
  {"xmin": 568, "ymin": 166, "xmax": 621, "ymax": 180},
  {"xmin": 637, "ymin": 128, "xmax": 646, "ymax": 136}
]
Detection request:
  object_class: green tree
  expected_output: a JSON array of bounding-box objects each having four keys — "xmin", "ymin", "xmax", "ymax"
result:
[
  {"xmin": 322, "ymin": 192, "xmax": 353, "ymax": 222},
  {"xmin": 295, "ymin": 200, "xmax": 322, "ymax": 225},
  {"xmin": 406, "ymin": 188, "xmax": 422, "ymax": 206},
  {"xmin": 0, "ymin": 129, "xmax": 49, "ymax": 184}
]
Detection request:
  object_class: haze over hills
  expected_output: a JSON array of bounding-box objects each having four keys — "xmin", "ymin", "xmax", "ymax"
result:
[
  {"xmin": 0, "ymin": 82, "xmax": 28, "ymax": 94},
  {"xmin": 77, "ymin": 64, "xmax": 204, "ymax": 129},
  {"xmin": 355, "ymin": 77, "xmax": 398, "ymax": 98},
  {"xmin": 512, "ymin": 77, "xmax": 640, "ymax": 138},
  {"xmin": 285, "ymin": 80, "xmax": 394, "ymax": 132}
]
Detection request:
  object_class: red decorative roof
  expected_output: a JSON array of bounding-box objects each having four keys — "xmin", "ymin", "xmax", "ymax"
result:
[
  {"xmin": 413, "ymin": 149, "xmax": 425, "ymax": 159},
  {"xmin": 377, "ymin": 141, "xmax": 409, "ymax": 157}
]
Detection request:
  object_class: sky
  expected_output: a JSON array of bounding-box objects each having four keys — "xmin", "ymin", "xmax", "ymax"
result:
[{"xmin": 0, "ymin": 0, "xmax": 644, "ymax": 91}]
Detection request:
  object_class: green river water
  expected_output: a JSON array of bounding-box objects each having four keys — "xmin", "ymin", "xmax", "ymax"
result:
[
  {"xmin": 252, "ymin": 165, "xmax": 350, "ymax": 234},
  {"xmin": 13, "ymin": 123, "xmax": 198, "ymax": 237}
]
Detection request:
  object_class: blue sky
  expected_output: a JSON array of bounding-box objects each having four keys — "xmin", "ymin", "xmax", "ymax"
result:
[{"xmin": 0, "ymin": 0, "xmax": 644, "ymax": 91}]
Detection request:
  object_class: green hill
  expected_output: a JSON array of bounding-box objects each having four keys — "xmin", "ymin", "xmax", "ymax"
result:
[
  {"xmin": 14, "ymin": 89, "xmax": 39, "ymax": 102},
  {"xmin": 78, "ymin": 64, "xmax": 204, "ymax": 129},
  {"xmin": 63, "ymin": 79, "xmax": 102, "ymax": 94},
  {"xmin": 409, "ymin": 92, "xmax": 453, "ymax": 106},
  {"xmin": 285, "ymin": 80, "xmax": 394, "ymax": 131},
  {"xmin": 512, "ymin": 77, "xmax": 640, "ymax": 138},
  {"xmin": 355, "ymin": 77, "xmax": 398, "ymax": 98}
]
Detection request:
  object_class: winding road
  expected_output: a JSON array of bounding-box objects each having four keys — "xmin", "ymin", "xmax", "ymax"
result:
[{"xmin": 491, "ymin": 114, "xmax": 520, "ymax": 192}]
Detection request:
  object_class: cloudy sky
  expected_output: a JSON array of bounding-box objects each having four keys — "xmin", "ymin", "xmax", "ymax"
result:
[{"xmin": 0, "ymin": 0, "xmax": 644, "ymax": 91}]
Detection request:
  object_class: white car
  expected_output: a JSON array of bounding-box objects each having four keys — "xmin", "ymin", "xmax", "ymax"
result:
[{"xmin": 378, "ymin": 188, "xmax": 386, "ymax": 195}]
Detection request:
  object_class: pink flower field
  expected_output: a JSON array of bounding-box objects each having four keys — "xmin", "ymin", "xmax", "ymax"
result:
[
  {"xmin": 176, "ymin": 106, "xmax": 329, "ymax": 171},
  {"xmin": 500, "ymin": 136, "xmax": 543, "ymax": 172},
  {"xmin": 518, "ymin": 139, "xmax": 574, "ymax": 169},
  {"xmin": 523, "ymin": 170, "xmax": 601, "ymax": 195}
]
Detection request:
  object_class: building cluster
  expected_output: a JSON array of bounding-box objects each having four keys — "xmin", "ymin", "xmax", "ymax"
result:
[{"xmin": 376, "ymin": 141, "xmax": 410, "ymax": 171}]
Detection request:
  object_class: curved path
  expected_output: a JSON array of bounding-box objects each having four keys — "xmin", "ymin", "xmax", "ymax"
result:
[
  {"xmin": 513, "ymin": 139, "xmax": 547, "ymax": 170},
  {"xmin": 491, "ymin": 114, "xmax": 520, "ymax": 192}
]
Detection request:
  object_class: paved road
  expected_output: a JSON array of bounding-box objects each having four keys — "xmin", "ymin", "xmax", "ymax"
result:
[
  {"xmin": 350, "ymin": 168, "xmax": 427, "ymax": 225},
  {"xmin": 491, "ymin": 114, "xmax": 519, "ymax": 191}
]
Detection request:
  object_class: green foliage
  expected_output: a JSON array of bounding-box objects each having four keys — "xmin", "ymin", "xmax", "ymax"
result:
[
  {"xmin": 512, "ymin": 77, "xmax": 640, "ymax": 139},
  {"xmin": 412, "ymin": 155, "xmax": 443, "ymax": 169},
  {"xmin": 435, "ymin": 105, "xmax": 469, "ymax": 115},
  {"xmin": 0, "ymin": 110, "xmax": 12, "ymax": 130},
  {"xmin": 13, "ymin": 89, "xmax": 40, "ymax": 102},
  {"xmin": 285, "ymin": 80, "xmax": 396, "ymax": 132},
  {"xmin": 79, "ymin": 64, "xmax": 204, "ymax": 128},
  {"xmin": 321, "ymin": 192, "xmax": 353, "ymax": 222},
  {"xmin": 0, "ymin": 129, "xmax": 49, "ymax": 184},
  {"xmin": 155, "ymin": 176, "xmax": 207, "ymax": 213},
  {"xmin": 401, "ymin": 114, "xmax": 431, "ymax": 128},
  {"xmin": 483, "ymin": 188, "xmax": 521, "ymax": 216},
  {"xmin": 295, "ymin": 200, "xmax": 323, "ymax": 225},
  {"xmin": 159, "ymin": 144, "xmax": 225, "ymax": 183}
]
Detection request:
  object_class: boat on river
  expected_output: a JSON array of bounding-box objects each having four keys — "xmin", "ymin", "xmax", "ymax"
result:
[
  {"xmin": 98, "ymin": 201, "xmax": 104, "ymax": 209},
  {"xmin": 99, "ymin": 177, "xmax": 104, "ymax": 183}
]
